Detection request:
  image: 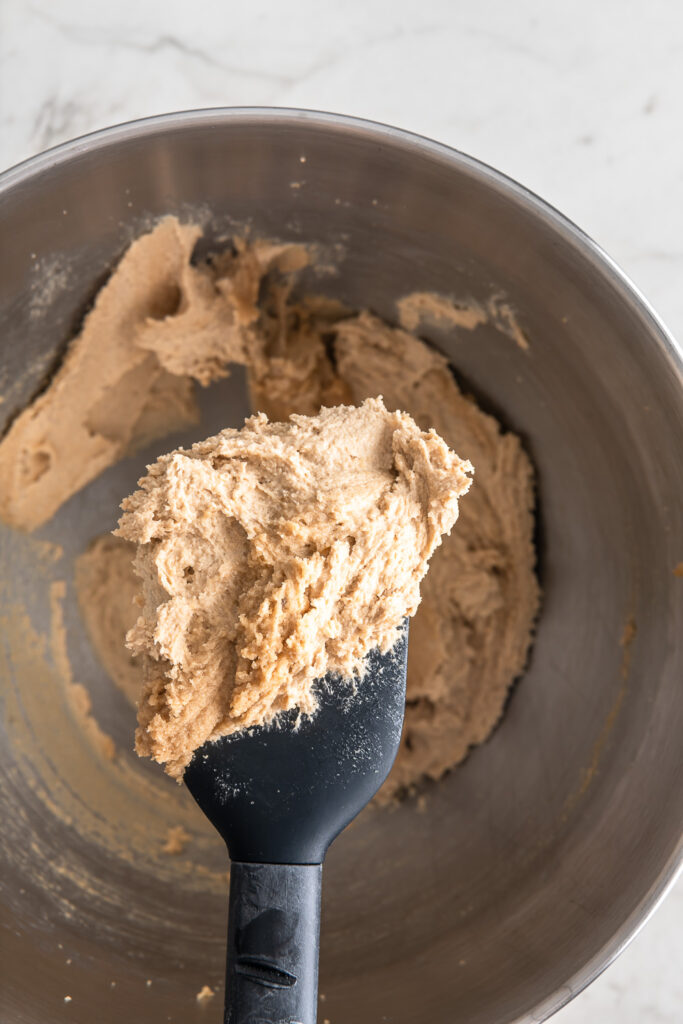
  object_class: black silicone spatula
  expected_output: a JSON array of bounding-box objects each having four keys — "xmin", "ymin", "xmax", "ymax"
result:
[{"xmin": 184, "ymin": 624, "xmax": 409, "ymax": 1024}]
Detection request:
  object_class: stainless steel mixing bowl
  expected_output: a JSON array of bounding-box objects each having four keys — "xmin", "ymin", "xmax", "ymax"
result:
[{"xmin": 0, "ymin": 109, "xmax": 681, "ymax": 1024}]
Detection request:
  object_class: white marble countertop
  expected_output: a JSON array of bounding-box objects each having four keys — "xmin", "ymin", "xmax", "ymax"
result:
[{"xmin": 1, "ymin": 1, "xmax": 681, "ymax": 1020}]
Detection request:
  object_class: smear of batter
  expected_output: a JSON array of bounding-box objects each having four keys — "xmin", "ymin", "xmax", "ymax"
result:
[
  {"xmin": 118, "ymin": 398, "xmax": 472, "ymax": 779},
  {"xmin": 3, "ymin": 217, "xmax": 539, "ymax": 795},
  {"xmin": 162, "ymin": 825, "xmax": 191, "ymax": 856},
  {"xmin": 75, "ymin": 535, "xmax": 144, "ymax": 705},
  {"xmin": 397, "ymin": 291, "xmax": 530, "ymax": 350},
  {"xmin": 49, "ymin": 580, "xmax": 116, "ymax": 762},
  {"xmin": 0, "ymin": 223, "xmax": 307, "ymax": 532}
]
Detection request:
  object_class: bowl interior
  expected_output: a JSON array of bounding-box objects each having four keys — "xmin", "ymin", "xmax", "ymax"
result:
[{"xmin": 1, "ymin": 111, "xmax": 682, "ymax": 1024}]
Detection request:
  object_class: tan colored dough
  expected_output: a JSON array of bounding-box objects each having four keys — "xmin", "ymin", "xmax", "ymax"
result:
[
  {"xmin": 195, "ymin": 985, "xmax": 215, "ymax": 1006},
  {"xmin": 0, "ymin": 221, "xmax": 307, "ymax": 531},
  {"xmin": 117, "ymin": 398, "xmax": 472, "ymax": 779},
  {"xmin": 161, "ymin": 825, "xmax": 191, "ymax": 855},
  {"xmin": 0, "ymin": 219, "xmax": 201, "ymax": 530},
  {"xmin": 136, "ymin": 238, "xmax": 309, "ymax": 385},
  {"xmin": 332, "ymin": 313, "xmax": 539, "ymax": 789},
  {"xmin": 1, "ymin": 217, "xmax": 538, "ymax": 795},
  {"xmin": 74, "ymin": 535, "xmax": 144, "ymax": 706}
]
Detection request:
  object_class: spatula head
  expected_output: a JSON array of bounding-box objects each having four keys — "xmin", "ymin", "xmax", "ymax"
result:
[{"xmin": 184, "ymin": 625, "xmax": 408, "ymax": 864}]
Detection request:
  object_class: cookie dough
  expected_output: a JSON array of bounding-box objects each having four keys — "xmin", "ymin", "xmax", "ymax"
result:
[
  {"xmin": 334, "ymin": 315, "xmax": 537, "ymax": 788},
  {"xmin": 0, "ymin": 220, "xmax": 307, "ymax": 531},
  {"xmin": 4, "ymin": 217, "xmax": 539, "ymax": 795},
  {"xmin": 75, "ymin": 535, "xmax": 144, "ymax": 705},
  {"xmin": 0, "ymin": 220, "xmax": 201, "ymax": 530},
  {"xmin": 196, "ymin": 985, "xmax": 215, "ymax": 1006},
  {"xmin": 117, "ymin": 398, "xmax": 472, "ymax": 779},
  {"xmin": 162, "ymin": 825, "xmax": 191, "ymax": 855}
]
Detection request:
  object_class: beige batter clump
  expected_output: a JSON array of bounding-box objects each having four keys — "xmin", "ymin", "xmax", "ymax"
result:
[
  {"xmin": 0, "ymin": 220, "xmax": 307, "ymax": 531},
  {"xmin": 196, "ymin": 985, "xmax": 215, "ymax": 1007},
  {"xmin": 0, "ymin": 220, "xmax": 201, "ymax": 531},
  {"xmin": 117, "ymin": 398, "xmax": 472, "ymax": 779},
  {"xmin": 4, "ymin": 217, "xmax": 539, "ymax": 794}
]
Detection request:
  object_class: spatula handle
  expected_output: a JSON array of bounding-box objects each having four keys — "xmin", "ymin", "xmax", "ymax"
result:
[{"xmin": 224, "ymin": 861, "xmax": 323, "ymax": 1024}]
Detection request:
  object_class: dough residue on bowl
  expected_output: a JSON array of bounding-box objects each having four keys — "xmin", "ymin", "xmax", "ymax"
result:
[
  {"xmin": 0, "ymin": 220, "xmax": 202, "ymax": 531},
  {"xmin": 2, "ymin": 217, "xmax": 539, "ymax": 796},
  {"xmin": 196, "ymin": 985, "xmax": 215, "ymax": 1006},
  {"xmin": 75, "ymin": 535, "xmax": 144, "ymax": 705}
]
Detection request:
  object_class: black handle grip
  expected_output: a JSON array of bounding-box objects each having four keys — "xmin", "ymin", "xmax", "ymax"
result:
[{"xmin": 224, "ymin": 862, "xmax": 322, "ymax": 1024}]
